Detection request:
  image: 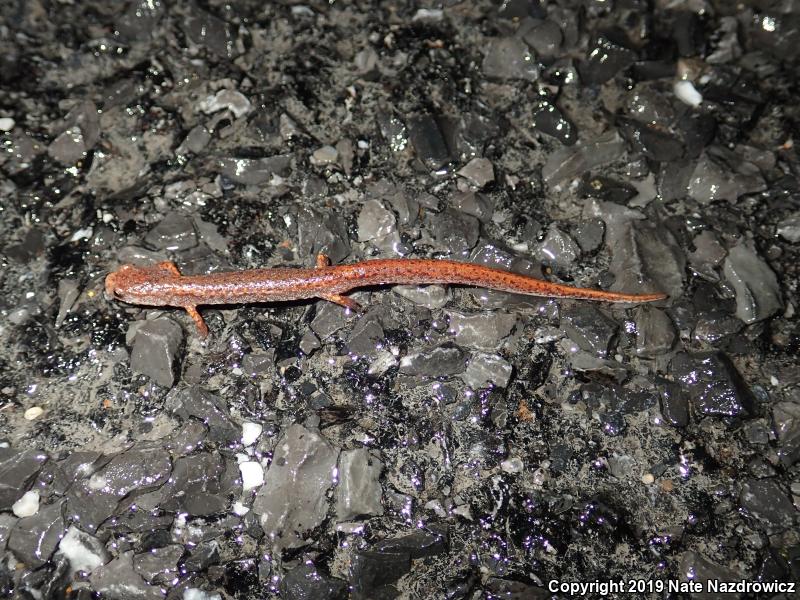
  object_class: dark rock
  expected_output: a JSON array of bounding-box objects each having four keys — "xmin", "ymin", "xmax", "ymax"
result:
[
  {"xmin": 0, "ymin": 448, "xmax": 48, "ymax": 510},
  {"xmin": 297, "ymin": 207, "xmax": 350, "ymax": 266},
  {"xmin": 678, "ymin": 552, "xmax": 743, "ymax": 599},
  {"xmin": 310, "ymin": 301, "xmax": 348, "ymax": 341},
  {"xmin": 133, "ymin": 544, "xmax": 183, "ymax": 585},
  {"xmin": 89, "ymin": 550, "xmax": 163, "ymax": 600},
  {"xmin": 671, "ymin": 352, "xmax": 756, "ymax": 418},
  {"xmin": 4, "ymin": 229, "xmax": 47, "ymax": 264},
  {"xmin": 450, "ymin": 113, "xmax": 500, "ymax": 160},
  {"xmin": 451, "ymin": 191, "xmax": 494, "ymax": 223},
  {"xmin": 561, "ymin": 304, "xmax": 618, "ymax": 358},
  {"xmin": 543, "ymin": 133, "xmax": 626, "ymax": 185},
  {"xmin": 158, "ymin": 453, "xmax": 229, "ymax": 515},
  {"xmin": 167, "ymin": 386, "xmax": 240, "ymax": 445},
  {"xmin": 531, "ymin": 101, "xmax": 577, "ymax": 146},
  {"xmin": 346, "ymin": 315, "xmax": 386, "ymax": 358},
  {"xmin": 693, "ymin": 310, "xmax": 744, "ymax": 345},
  {"xmin": 723, "ymin": 241, "xmax": 783, "ymax": 324},
  {"xmin": 687, "ymin": 149, "xmax": 766, "ymax": 204},
  {"xmin": 215, "ymin": 155, "xmax": 292, "ymax": 185},
  {"xmin": 373, "ymin": 527, "xmax": 448, "ymax": 559},
  {"xmin": 618, "ymin": 118, "xmax": 684, "ymax": 162},
  {"xmin": 482, "ymin": 37, "xmax": 539, "ymax": 82},
  {"xmin": 183, "ymin": 12, "xmax": 240, "ymax": 59},
  {"xmin": 336, "ymin": 448, "xmax": 383, "ymax": 522},
  {"xmin": 144, "ymin": 213, "xmax": 197, "ymax": 251},
  {"xmin": 457, "ymin": 158, "xmax": 495, "ymax": 188},
  {"xmin": 399, "ymin": 343, "xmax": 466, "ymax": 377},
  {"xmin": 579, "ymin": 175, "xmax": 637, "ymax": 204},
  {"xmin": 376, "ymin": 110, "xmax": 409, "ymax": 153},
  {"xmin": 407, "ymin": 113, "xmax": 450, "ymax": 170},
  {"xmin": 522, "ymin": 20, "xmax": 563, "ymax": 57},
  {"xmin": 579, "ymin": 34, "xmax": 636, "ymax": 84},
  {"xmin": 181, "ymin": 541, "xmax": 220, "ymax": 573},
  {"xmin": 672, "ymin": 11, "xmax": 704, "ymax": 57},
  {"xmin": 739, "ymin": 479, "xmax": 795, "ymax": 527},
  {"xmin": 462, "ymin": 353, "xmax": 514, "ymax": 389},
  {"xmin": 350, "ymin": 550, "xmax": 411, "ymax": 600},
  {"xmin": 572, "ymin": 219, "xmax": 605, "ymax": 252},
  {"xmin": 425, "ymin": 208, "xmax": 480, "ymax": 255},
  {"xmin": 253, "ymin": 424, "xmax": 339, "ymax": 550},
  {"xmin": 677, "ymin": 113, "xmax": 717, "ymax": 158},
  {"xmin": 657, "ymin": 379, "xmax": 690, "ymax": 428},
  {"xmin": 130, "ymin": 318, "xmax": 184, "ymax": 388},
  {"xmin": 634, "ymin": 306, "xmax": 676, "ymax": 357},
  {"xmin": 0, "ymin": 513, "xmax": 16, "ymax": 552},
  {"xmin": 446, "ymin": 311, "xmax": 517, "ymax": 350},
  {"xmin": 535, "ymin": 226, "xmax": 580, "ymax": 270},
  {"xmin": 281, "ymin": 563, "xmax": 347, "ymax": 600},
  {"xmin": 587, "ymin": 202, "xmax": 684, "ymax": 301},
  {"xmin": 7, "ymin": 498, "xmax": 66, "ymax": 567}
]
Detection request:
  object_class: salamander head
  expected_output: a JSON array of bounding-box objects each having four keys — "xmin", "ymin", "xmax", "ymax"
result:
[{"xmin": 105, "ymin": 263, "xmax": 173, "ymax": 306}]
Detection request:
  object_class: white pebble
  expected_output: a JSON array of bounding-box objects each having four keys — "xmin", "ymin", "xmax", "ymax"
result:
[
  {"xmin": 674, "ymin": 80, "xmax": 703, "ymax": 107},
  {"xmin": 69, "ymin": 227, "xmax": 93, "ymax": 242},
  {"xmin": 57, "ymin": 526, "xmax": 107, "ymax": 573},
  {"xmin": 24, "ymin": 406, "xmax": 44, "ymax": 420},
  {"xmin": 12, "ymin": 489, "xmax": 40, "ymax": 517},
  {"xmin": 310, "ymin": 145, "xmax": 338, "ymax": 165},
  {"xmin": 232, "ymin": 501, "xmax": 250, "ymax": 516},
  {"xmin": 184, "ymin": 589, "xmax": 222, "ymax": 600},
  {"xmin": 241, "ymin": 422, "xmax": 262, "ymax": 447},
  {"xmin": 0, "ymin": 117, "xmax": 15, "ymax": 131},
  {"xmin": 641, "ymin": 473, "xmax": 655, "ymax": 485},
  {"xmin": 500, "ymin": 457, "xmax": 523, "ymax": 473},
  {"xmin": 239, "ymin": 461, "xmax": 264, "ymax": 491}
]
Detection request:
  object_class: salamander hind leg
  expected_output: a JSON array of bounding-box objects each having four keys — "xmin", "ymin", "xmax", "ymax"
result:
[
  {"xmin": 320, "ymin": 294, "xmax": 362, "ymax": 313},
  {"xmin": 155, "ymin": 260, "xmax": 182, "ymax": 276},
  {"xmin": 185, "ymin": 306, "xmax": 209, "ymax": 338}
]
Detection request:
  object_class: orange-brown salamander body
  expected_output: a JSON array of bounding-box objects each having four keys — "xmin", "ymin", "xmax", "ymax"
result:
[{"xmin": 105, "ymin": 254, "xmax": 667, "ymax": 337}]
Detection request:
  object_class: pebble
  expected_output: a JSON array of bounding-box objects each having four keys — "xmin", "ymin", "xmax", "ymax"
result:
[
  {"xmin": 24, "ymin": 406, "xmax": 44, "ymax": 420},
  {"xmin": 673, "ymin": 80, "xmax": 703, "ymax": 107},
  {"xmin": 241, "ymin": 422, "xmax": 263, "ymax": 447}
]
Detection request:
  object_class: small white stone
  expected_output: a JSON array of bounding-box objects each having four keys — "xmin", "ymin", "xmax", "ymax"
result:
[
  {"xmin": 232, "ymin": 501, "xmax": 250, "ymax": 516},
  {"xmin": 24, "ymin": 406, "xmax": 44, "ymax": 420},
  {"xmin": 0, "ymin": 117, "xmax": 15, "ymax": 131},
  {"xmin": 674, "ymin": 80, "xmax": 703, "ymax": 107},
  {"xmin": 239, "ymin": 461, "xmax": 264, "ymax": 491},
  {"xmin": 500, "ymin": 457, "xmax": 523, "ymax": 473},
  {"xmin": 57, "ymin": 526, "xmax": 107, "ymax": 573},
  {"xmin": 310, "ymin": 145, "xmax": 338, "ymax": 165},
  {"xmin": 641, "ymin": 473, "xmax": 655, "ymax": 485},
  {"xmin": 70, "ymin": 227, "xmax": 93, "ymax": 242},
  {"xmin": 12, "ymin": 490, "xmax": 40, "ymax": 517},
  {"xmin": 184, "ymin": 589, "xmax": 223, "ymax": 600},
  {"xmin": 241, "ymin": 422, "xmax": 263, "ymax": 447}
]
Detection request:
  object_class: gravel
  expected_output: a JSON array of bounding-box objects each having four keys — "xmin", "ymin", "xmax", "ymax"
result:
[{"xmin": 0, "ymin": 1, "xmax": 798, "ymax": 598}]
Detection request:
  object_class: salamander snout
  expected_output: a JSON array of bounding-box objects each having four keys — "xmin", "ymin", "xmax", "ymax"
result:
[{"xmin": 104, "ymin": 264, "xmax": 138, "ymax": 302}]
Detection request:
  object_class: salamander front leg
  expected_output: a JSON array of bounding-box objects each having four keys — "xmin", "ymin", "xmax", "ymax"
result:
[
  {"xmin": 185, "ymin": 306, "xmax": 209, "ymax": 338},
  {"xmin": 155, "ymin": 260, "xmax": 182, "ymax": 276},
  {"xmin": 320, "ymin": 294, "xmax": 362, "ymax": 313},
  {"xmin": 315, "ymin": 253, "xmax": 331, "ymax": 268}
]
